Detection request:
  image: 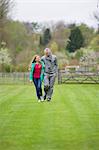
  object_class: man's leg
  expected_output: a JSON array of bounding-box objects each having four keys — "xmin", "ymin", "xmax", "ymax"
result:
[
  {"xmin": 47, "ymin": 75, "xmax": 56, "ymax": 101},
  {"xmin": 44, "ymin": 75, "xmax": 49, "ymax": 100}
]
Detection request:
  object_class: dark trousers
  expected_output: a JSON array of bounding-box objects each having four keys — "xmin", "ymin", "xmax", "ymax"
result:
[
  {"xmin": 44, "ymin": 75, "xmax": 56, "ymax": 99},
  {"xmin": 33, "ymin": 78, "xmax": 42, "ymax": 99}
]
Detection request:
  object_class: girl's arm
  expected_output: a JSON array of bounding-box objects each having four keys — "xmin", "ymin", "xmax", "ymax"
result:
[
  {"xmin": 40, "ymin": 61, "xmax": 45, "ymax": 81},
  {"xmin": 29, "ymin": 63, "xmax": 35, "ymax": 81}
]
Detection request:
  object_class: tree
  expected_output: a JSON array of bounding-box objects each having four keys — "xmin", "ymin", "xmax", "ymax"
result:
[
  {"xmin": 0, "ymin": 0, "xmax": 13, "ymax": 20},
  {"xmin": 66, "ymin": 23, "xmax": 76, "ymax": 29},
  {"xmin": 0, "ymin": 44, "xmax": 12, "ymax": 71},
  {"xmin": 6, "ymin": 21, "xmax": 33, "ymax": 64},
  {"xmin": 40, "ymin": 28, "xmax": 51, "ymax": 46},
  {"xmin": 50, "ymin": 41, "xmax": 58, "ymax": 53},
  {"xmin": 89, "ymin": 35, "xmax": 99, "ymax": 51},
  {"xmin": 75, "ymin": 49, "xmax": 84, "ymax": 60},
  {"xmin": 24, "ymin": 22, "xmax": 41, "ymax": 34},
  {"xmin": 94, "ymin": 11, "xmax": 99, "ymax": 33},
  {"xmin": 78, "ymin": 23, "xmax": 95, "ymax": 47},
  {"xmin": 80, "ymin": 49, "xmax": 97, "ymax": 68},
  {"xmin": 53, "ymin": 21, "xmax": 70, "ymax": 50},
  {"xmin": 93, "ymin": 1, "xmax": 99, "ymax": 33},
  {"xmin": 32, "ymin": 22, "xmax": 40, "ymax": 33},
  {"xmin": 0, "ymin": 0, "xmax": 13, "ymax": 44},
  {"xmin": 66, "ymin": 27, "xmax": 84, "ymax": 53}
]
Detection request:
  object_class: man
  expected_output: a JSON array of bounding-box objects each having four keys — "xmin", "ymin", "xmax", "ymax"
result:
[{"xmin": 41, "ymin": 48, "xmax": 58, "ymax": 101}]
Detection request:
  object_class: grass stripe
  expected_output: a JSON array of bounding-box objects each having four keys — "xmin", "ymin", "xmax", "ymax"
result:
[{"xmin": 0, "ymin": 84, "xmax": 99, "ymax": 150}]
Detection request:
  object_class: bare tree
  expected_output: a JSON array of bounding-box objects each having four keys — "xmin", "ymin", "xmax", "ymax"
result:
[
  {"xmin": 0, "ymin": 0, "xmax": 13, "ymax": 44},
  {"xmin": 0, "ymin": 0, "xmax": 13, "ymax": 20},
  {"xmin": 94, "ymin": 0, "xmax": 99, "ymax": 32}
]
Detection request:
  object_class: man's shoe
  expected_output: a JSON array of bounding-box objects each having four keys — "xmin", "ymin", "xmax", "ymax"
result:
[
  {"xmin": 47, "ymin": 98, "xmax": 51, "ymax": 102},
  {"xmin": 44, "ymin": 94, "xmax": 46, "ymax": 100}
]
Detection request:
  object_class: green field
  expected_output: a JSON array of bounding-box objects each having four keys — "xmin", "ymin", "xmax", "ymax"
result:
[{"xmin": 0, "ymin": 84, "xmax": 99, "ymax": 150}]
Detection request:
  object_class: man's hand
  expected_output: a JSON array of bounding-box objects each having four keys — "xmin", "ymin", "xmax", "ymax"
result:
[{"xmin": 54, "ymin": 73, "xmax": 57, "ymax": 77}]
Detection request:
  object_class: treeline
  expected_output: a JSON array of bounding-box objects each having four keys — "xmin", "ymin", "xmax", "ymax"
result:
[{"xmin": 0, "ymin": 0, "xmax": 99, "ymax": 72}]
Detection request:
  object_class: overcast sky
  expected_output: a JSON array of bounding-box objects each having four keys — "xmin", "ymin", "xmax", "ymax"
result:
[{"xmin": 13, "ymin": 0, "xmax": 99, "ymax": 27}]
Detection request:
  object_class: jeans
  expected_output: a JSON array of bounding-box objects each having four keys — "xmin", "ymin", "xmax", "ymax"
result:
[{"xmin": 33, "ymin": 78, "xmax": 42, "ymax": 99}]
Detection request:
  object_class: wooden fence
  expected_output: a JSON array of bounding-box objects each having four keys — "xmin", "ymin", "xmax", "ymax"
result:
[
  {"xmin": 58, "ymin": 69, "xmax": 99, "ymax": 84},
  {"xmin": 0, "ymin": 72, "xmax": 29, "ymax": 84},
  {"xmin": 0, "ymin": 70, "xmax": 99, "ymax": 85}
]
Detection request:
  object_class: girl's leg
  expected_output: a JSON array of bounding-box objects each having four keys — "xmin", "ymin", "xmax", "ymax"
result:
[
  {"xmin": 37, "ymin": 78, "xmax": 42, "ymax": 98},
  {"xmin": 33, "ymin": 78, "xmax": 40, "ymax": 99}
]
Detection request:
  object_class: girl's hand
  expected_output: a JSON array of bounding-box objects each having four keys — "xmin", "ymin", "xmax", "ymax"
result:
[{"xmin": 30, "ymin": 80, "xmax": 32, "ymax": 83}]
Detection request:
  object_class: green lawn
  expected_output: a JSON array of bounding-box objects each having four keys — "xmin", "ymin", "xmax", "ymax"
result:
[{"xmin": 0, "ymin": 84, "xmax": 99, "ymax": 150}]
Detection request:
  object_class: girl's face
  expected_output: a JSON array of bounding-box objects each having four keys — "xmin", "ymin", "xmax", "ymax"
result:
[{"xmin": 35, "ymin": 56, "xmax": 40, "ymax": 62}]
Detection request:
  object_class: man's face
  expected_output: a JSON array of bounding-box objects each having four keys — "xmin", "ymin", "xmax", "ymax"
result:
[{"xmin": 45, "ymin": 50, "xmax": 49, "ymax": 57}]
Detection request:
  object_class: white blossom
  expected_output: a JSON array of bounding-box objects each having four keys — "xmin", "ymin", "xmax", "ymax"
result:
[{"xmin": 0, "ymin": 48, "xmax": 12, "ymax": 64}]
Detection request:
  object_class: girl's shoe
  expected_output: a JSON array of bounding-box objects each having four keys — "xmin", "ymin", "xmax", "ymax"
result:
[
  {"xmin": 41, "ymin": 99, "xmax": 44, "ymax": 102},
  {"xmin": 38, "ymin": 100, "xmax": 41, "ymax": 102},
  {"xmin": 40, "ymin": 96, "xmax": 44, "ymax": 102}
]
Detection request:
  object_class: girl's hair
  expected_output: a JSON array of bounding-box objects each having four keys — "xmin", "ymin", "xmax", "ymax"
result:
[
  {"xmin": 32, "ymin": 55, "xmax": 38, "ymax": 63},
  {"xmin": 28, "ymin": 55, "xmax": 38, "ymax": 71}
]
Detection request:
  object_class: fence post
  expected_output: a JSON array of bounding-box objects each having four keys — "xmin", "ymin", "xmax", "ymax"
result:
[
  {"xmin": 58, "ymin": 69, "xmax": 61, "ymax": 84},
  {"xmin": 24, "ymin": 73, "xmax": 26, "ymax": 85}
]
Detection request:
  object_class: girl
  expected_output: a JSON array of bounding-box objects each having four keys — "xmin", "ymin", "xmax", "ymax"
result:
[{"xmin": 29, "ymin": 55, "xmax": 45, "ymax": 102}]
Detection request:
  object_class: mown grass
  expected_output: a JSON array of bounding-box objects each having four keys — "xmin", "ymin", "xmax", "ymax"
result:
[{"xmin": 0, "ymin": 84, "xmax": 99, "ymax": 150}]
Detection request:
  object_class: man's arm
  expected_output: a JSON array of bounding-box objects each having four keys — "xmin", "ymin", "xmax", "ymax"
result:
[
  {"xmin": 54, "ymin": 56, "xmax": 58, "ymax": 76},
  {"xmin": 41, "ymin": 56, "xmax": 45, "ymax": 64},
  {"xmin": 55, "ymin": 56, "xmax": 58, "ymax": 71}
]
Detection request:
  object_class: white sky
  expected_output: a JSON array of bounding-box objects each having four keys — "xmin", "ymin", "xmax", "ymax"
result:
[{"xmin": 13, "ymin": 0, "xmax": 99, "ymax": 27}]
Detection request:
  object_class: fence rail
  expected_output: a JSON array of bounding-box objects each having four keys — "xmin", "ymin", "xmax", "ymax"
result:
[
  {"xmin": 58, "ymin": 69, "xmax": 99, "ymax": 84},
  {"xmin": 0, "ymin": 70, "xmax": 99, "ymax": 84},
  {"xmin": 0, "ymin": 72, "xmax": 29, "ymax": 84}
]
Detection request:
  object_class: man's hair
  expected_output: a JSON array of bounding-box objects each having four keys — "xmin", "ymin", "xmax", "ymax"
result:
[{"xmin": 44, "ymin": 48, "xmax": 51, "ymax": 53}]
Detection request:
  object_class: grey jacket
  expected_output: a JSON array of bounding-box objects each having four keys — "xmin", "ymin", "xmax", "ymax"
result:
[{"xmin": 41, "ymin": 55, "xmax": 58, "ymax": 75}]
